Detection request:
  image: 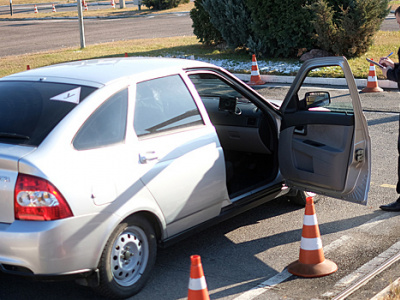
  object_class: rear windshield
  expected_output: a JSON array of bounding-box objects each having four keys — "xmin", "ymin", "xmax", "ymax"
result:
[{"xmin": 0, "ymin": 81, "xmax": 97, "ymax": 146}]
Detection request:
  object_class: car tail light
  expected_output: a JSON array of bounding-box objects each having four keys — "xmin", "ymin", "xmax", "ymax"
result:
[{"xmin": 14, "ymin": 174, "xmax": 73, "ymax": 221}]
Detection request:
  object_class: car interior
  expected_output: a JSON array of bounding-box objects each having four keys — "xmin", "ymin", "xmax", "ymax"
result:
[{"xmin": 188, "ymin": 73, "xmax": 279, "ymax": 198}]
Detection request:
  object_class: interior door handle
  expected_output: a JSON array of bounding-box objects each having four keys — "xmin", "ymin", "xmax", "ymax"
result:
[
  {"xmin": 294, "ymin": 125, "xmax": 306, "ymax": 135},
  {"xmin": 139, "ymin": 151, "xmax": 158, "ymax": 164}
]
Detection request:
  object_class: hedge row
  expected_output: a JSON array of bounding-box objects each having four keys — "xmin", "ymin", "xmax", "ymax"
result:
[{"xmin": 190, "ymin": 0, "xmax": 390, "ymax": 58}]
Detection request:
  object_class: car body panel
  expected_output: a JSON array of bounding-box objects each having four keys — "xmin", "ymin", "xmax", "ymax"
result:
[{"xmin": 137, "ymin": 128, "xmax": 228, "ymax": 237}]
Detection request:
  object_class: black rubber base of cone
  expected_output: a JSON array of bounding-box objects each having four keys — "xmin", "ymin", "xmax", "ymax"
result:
[{"xmin": 287, "ymin": 259, "xmax": 338, "ymax": 278}]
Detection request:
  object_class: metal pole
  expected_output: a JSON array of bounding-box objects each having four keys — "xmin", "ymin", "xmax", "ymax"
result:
[
  {"xmin": 77, "ymin": 0, "xmax": 85, "ymax": 48},
  {"xmin": 120, "ymin": 0, "xmax": 125, "ymax": 9},
  {"xmin": 9, "ymin": 0, "xmax": 12, "ymax": 16}
]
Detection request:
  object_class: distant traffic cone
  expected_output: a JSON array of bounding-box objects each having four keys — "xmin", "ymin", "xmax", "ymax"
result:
[
  {"xmin": 84, "ymin": 2, "xmax": 88, "ymax": 10},
  {"xmin": 188, "ymin": 255, "xmax": 210, "ymax": 300},
  {"xmin": 362, "ymin": 59, "xmax": 383, "ymax": 93},
  {"xmin": 34, "ymin": 5, "xmax": 38, "ymax": 13},
  {"xmin": 248, "ymin": 54, "xmax": 265, "ymax": 86},
  {"xmin": 111, "ymin": 0, "xmax": 115, "ymax": 8},
  {"xmin": 52, "ymin": 4, "xmax": 56, "ymax": 12},
  {"xmin": 287, "ymin": 197, "xmax": 338, "ymax": 277}
]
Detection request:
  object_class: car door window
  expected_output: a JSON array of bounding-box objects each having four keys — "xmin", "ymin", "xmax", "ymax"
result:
[
  {"xmin": 73, "ymin": 88, "xmax": 128, "ymax": 150},
  {"xmin": 134, "ymin": 75, "xmax": 204, "ymax": 137},
  {"xmin": 297, "ymin": 67, "xmax": 353, "ymax": 114}
]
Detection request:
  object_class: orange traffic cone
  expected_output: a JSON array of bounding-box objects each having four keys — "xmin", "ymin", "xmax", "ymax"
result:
[
  {"xmin": 287, "ymin": 197, "xmax": 337, "ymax": 277},
  {"xmin": 34, "ymin": 5, "xmax": 38, "ymax": 13},
  {"xmin": 188, "ymin": 255, "xmax": 210, "ymax": 300},
  {"xmin": 248, "ymin": 54, "xmax": 265, "ymax": 86},
  {"xmin": 111, "ymin": 0, "xmax": 115, "ymax": 8},
  {"xmin": 362, "ymin": 59, "xmax": 383, "ymax": 93},
  {"xmin": 52, "ymin": 4, "xmax": 56, "ymax": 12},
  {"xmin": 84, "ymin": 2, "xmax": 88, "ymax": 10}
]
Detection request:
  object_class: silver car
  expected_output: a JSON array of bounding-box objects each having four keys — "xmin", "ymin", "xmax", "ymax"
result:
[{"xmin": 0, "ymin": 56, "xmax": 370, "ymax": 298}]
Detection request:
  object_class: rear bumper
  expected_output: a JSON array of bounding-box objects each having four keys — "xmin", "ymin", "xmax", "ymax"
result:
[{"xmin": 0, "ymin": 212, "xmax": 117, "ymax": 276}]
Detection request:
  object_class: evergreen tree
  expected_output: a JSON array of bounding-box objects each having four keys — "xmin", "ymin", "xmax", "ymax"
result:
[
  {"xmin": 246, "ymin": 0, "xmax": 315, "ymax": 57},
  {"xmin": 190, "ymin": 0, "xmax": 224, "ymax": 45},
  {"xmin": 202, "ymin": 0, "xmax": 252, "ymax": 49},
  {"xmin": 310, "ymin": 0, "xmax": 390, "ymax": 58}
]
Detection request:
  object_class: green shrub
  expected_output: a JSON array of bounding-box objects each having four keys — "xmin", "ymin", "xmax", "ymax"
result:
[
  {"xmin": 191, "ymin": 0, "xmax": 389, "ymax": 59},
  {"xmin": 246, "ymin": 0, "xmax": 315, "ymax": 58},
  {"xmin": 142, "ymin": 0, "xmax": 188, "ymax": 10},
  {"xmin": 202, "ymin": 0, "xmax": 252, "ymax": 49},
  {"xmin": 190, "ymin": 0, "xmax": 224, "ymax": 45},
  {"xmin": 309, "ymin": 0, "xmax": 390, "ymax": 58}
]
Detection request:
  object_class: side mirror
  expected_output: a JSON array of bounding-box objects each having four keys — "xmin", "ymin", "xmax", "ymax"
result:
[{"xmin": 305, "ymin": 91, "xmax": 331, "ymax": 108}]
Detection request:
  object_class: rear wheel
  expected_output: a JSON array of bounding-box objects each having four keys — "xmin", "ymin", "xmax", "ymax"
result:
[{"xmin": 94, "ymin": 215, "xmax": 157, "ymax": 299}]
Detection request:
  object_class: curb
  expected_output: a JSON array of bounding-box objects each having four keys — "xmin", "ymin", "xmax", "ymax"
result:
[{"xmin": 234, "ymin": 74, "xmax": 398, "ymax": 90}]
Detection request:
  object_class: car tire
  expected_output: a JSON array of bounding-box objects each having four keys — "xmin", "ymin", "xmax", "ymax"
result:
[
  {"xmin": 288, "ymin": 190, "xmax": 318, "ymax": 206},
  {"xmin": 94, "ymin": 215, "xmax": 157, "ymax": 299}
]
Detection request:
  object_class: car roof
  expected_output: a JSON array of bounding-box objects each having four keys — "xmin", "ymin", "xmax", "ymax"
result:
[{"xmin": 1, "ymin": 57, "xmax": 216, "ymax": 87}]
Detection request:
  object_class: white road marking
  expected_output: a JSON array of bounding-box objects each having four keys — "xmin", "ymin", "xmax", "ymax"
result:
[
  {"xmin": 381, "ymin": 183, "xmax": 396, "ymax": 189},
  {"xmin": 233, "ymin": 269, "xmax": 292, "ymax": 300}
]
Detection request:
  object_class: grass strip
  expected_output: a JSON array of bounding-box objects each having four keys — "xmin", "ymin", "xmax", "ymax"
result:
[{"xmin": 2, "ymin": 31, "xmax": 400, "ymax": 79}]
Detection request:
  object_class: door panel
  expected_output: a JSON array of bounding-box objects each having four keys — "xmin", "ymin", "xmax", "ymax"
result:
[
  {"xmin": 280, "ymin": 122, "xmax": 353, "ymax": 191},
  {"xmin": 279, "ymin": 56, "xmax": 371, "ymax": 204}
]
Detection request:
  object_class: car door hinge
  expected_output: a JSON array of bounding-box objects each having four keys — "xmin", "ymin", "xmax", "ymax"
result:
[{"xmin": 355, "ymin": 149, "xmax": 364, "ymax": 163}]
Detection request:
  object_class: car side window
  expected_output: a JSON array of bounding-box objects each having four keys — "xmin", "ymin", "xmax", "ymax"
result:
[
  {"xmin": 134, "ymin": 75, "xmax": 204, "ymax": 137},
  {"xmin": 297, "ymin": 67, "xmax": 354, "ymax": 114},
  {"xmin": 73, "ymin": 88, "xmax": 128, "ymax": 150}
]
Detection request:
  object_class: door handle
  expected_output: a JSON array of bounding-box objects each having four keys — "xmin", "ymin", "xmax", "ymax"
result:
[
  {"xmin": 294, "ymin": 125, "xmax": 306, "ymax": 135},
  {"xmin": 139, "ymin": 151, "xmax": 158, "ymax": 164}
]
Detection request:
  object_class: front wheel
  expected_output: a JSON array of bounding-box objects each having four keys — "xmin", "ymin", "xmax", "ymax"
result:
[{"xmin": 94, "ymin": 215, "xmax": 157, "ymax": 299}]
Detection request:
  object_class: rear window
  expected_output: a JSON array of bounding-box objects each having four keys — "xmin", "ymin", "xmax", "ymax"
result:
[{"xmin": 0, "ymin": 81, "xmax": 96, "ymax": 146}]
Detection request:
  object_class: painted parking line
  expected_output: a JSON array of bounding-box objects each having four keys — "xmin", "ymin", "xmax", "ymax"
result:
[
  {"xmin": 233, "ymin": 213, "xmax": 395, "ymax": 300},
  {"xmin": 381, "ymin": 184, "xmax": 396, "ymax": 189},
  {"xmin": 370, "ymin": 182, "xmax": 396, "ymax": 189}
]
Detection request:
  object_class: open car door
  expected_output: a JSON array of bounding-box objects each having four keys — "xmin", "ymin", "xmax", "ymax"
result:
[{"xmin": 279, "ymin": 56, "xmax": 371, "ymax": 205}]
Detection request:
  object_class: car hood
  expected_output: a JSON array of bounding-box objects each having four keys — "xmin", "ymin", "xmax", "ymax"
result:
[{"xmin": 0, "ymin": 144, "xmax": 36, "ymax": 223}]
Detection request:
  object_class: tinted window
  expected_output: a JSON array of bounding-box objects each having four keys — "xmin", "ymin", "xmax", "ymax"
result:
[
  {"xmin": 134, "ymin": 75, "xmax": 204, "ymax": 137},
  {"xmin": 0, "ymin": 81, "xmax": 96, "ymax": 146},
  {"xmin": 74, "ymin": 88, "xmax": 128, "ymax": 150}
]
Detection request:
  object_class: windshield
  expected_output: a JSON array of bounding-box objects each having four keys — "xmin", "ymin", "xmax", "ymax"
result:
[{"xmin": 0, "ymin": 81, "xmax": 97, "ymax": 146}]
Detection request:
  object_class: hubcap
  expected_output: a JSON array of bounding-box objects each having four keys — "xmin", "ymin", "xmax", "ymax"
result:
[{"xmin": 110, "ymin": 226, "xmax": 149, "ymax": 286}]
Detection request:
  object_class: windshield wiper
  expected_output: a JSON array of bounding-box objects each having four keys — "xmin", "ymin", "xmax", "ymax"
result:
[{"xmin": 0, "ymin": 132, "xmax": 30, "ymax": 140}]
